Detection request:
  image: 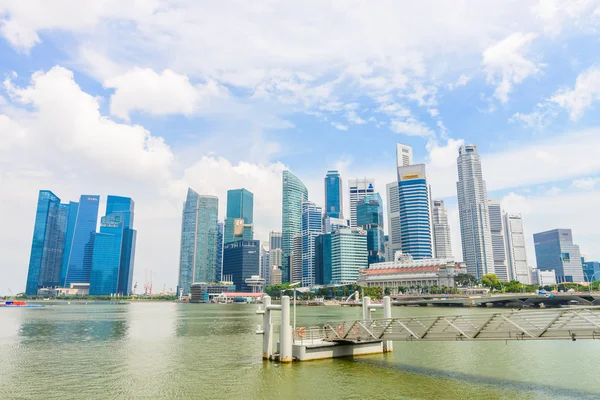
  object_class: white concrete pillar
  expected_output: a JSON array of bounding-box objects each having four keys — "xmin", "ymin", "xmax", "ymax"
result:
[
  {"xmin": 280, "ymin": 296, "xmax": 293, "ymax": 363},
  {"xmin": 362, "ymin": 296, "xmax": 371, "ymax": 322},
  {"xmin": 263, "ymin": 295, "xmax": 273, "ymax": 359},
  {"xmin": 383, "ymin": 296, "xmax": 393, "ymax": 353}
]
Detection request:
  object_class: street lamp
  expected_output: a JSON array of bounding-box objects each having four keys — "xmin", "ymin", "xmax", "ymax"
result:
[{"xmin": 584, "ymin": 272, "xmax": 600, "ymax": 293}]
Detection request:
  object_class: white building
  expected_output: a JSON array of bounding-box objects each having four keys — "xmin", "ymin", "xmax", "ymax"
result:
[
  {"xmin": 260, "ymin": 245, "xmax": 270, "ymax": 282},
  {"xmin": 532, "ymin": 269, "xmax": 557, "ymax": 286},
  {"xmin": 323, "ymin": 216, "xmax": 348, "ymax": 234},
  {"xmin": 386, "ymin": 181, "xmax": 402, "ymax": 261},
  {"xmin": 349, "ymin": 177, "xmax": 375, "ymax": 227},
  {"xmin": 488, "ymin": 200, "xmax": 509, "ymax": 281},
  {"xmin": 456, "ymin": 145, "xmax": 495, "ymax": 279},
  {"xmin": 331, "ymin": 229, "xmax": 368, "ymax": 284},
  {"xmin": 396, "ymin": 143, "xmax": 413, "ymax": 168},
  {"xmin": 504, "ymin": 214, "xmax": 531, "ymax": 284},
  {"xmin": 432, "ymin": 200, "xmax": 453, "ymax": 259}
]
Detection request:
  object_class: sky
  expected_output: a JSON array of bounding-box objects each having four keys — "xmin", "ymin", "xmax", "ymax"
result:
[{"xmin": 2, "ymin": 0, "xmax": 600, "ymax": 295}]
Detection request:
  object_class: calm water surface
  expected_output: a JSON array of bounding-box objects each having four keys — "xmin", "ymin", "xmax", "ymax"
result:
[{"xmin": 1, "ymin": 302, "xmax": 599, "ymax": 399}]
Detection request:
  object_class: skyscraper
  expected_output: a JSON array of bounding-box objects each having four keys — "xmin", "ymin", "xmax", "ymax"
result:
[
  {"xmin": 291, "ymin": 234, "xmax": 303, "ymax": 284},
  {"xmin": 396, "ymin": 143, "xmax": 414, "ymax": 168},
  {"xmin": 301, "ymin": 201, "xmax": 322, "ymax": 287},
  {"xmin": 432, "ymin": 200, "xmax": 453, "ymax": 259},
  {"xmin": 488, "ymin": 200, "xmax": 509, "ymax": 281},
  {"xmin": 330, "ymin": 229, "xmax": 368, "ymax": 284},
  {"xmin": 215, "ymin": 221, "xmax": 224, "ymax": 280},
  {"xmin": 357, "ymin": 193, "xmax": 385, "ymax": 265},
  {"xmin": 260, "ymin": 245, "xmax": 270, "ymax": 281},
  {"xmin": 90, "ymin": 196, "xmax": 137, "ymax": 296},
  {"xmin": 534, "ymin": 229, "xmax": 584, "ymax": 283},
  {"xmin": 504, "ymin": 213, "xmax": 530, "ymax": 284},
  {"xmin": 178, "ymin": 189, "xmax": 219, "ymax": 295},
  {"xmin": 26, "ymin": 190, "xmax": 69, "ymax": 295},
  {"xmin": 269, "ymin": 231, "xmax": 283, "ymax": 280},
  {"xmin": 63, "ymin": 195, "xmax": 100, "ymax": 286},
  {"xmin": 315, "ymin": 233, "xmax": 332, "ymax": 285},
  {"xmin": 397, "ymin": 164, "xmax": 433, "ymax": 259},
  {"xmin": 222, "ymin": 240, "xmax": 260, "ymax": 292},
  {"xmin": 224, "ymin": 188, "xmax": 254, "ymax": 244},
  {"xmin": 456, "ymin": 145, "xmax": 494, "ymax": 279},
  {"xmin": 323, "ymin": 216, "xmax": 349, "ymax": 234},
  {"xmin": 386, "ymin": 182, "xmax": 402, "ymax": 261},
  {"xmin": 349, "ymin": 177, "xmax": 375, "ymax": 227},
  {"xmin": 282, "ymin": 170, "xmax": 308, "ymax": 283},
  {"xmin": 324, "ymin": 170, "xmax": 343, "ymax": 219},
  {"xmin": 60, "ymin": 201, "xmax": 79, "ymax": 286}
]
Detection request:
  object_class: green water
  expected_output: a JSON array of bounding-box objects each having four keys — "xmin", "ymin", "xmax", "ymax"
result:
[{"xmin": 1, "ymin": 303, "xmax": 599, "ymax": 399}]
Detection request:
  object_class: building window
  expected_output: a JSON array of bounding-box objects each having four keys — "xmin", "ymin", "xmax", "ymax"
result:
[{"xmin": 561, "ymin": 253, "xmax": 570, "ymax": 262}]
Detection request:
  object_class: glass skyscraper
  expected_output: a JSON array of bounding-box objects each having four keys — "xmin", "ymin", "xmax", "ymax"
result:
[
  {"xmin": 330, "ymin": 229, "xmax": 368, "ymax": 284},
  {"xmin": 397, "ymin": 164, "xmax": 433, "ymax": 259},
  {"xmin": 60, "ymin": 201, "xmax": 79, "ymax": 286},
  {"xmin": 90, "ymin": 196, "xmax": 137, "ymax": 296},
  {"xmin": 357, "ymin": 193, "xmax": 385, "ymax": 265},
  {"xmin": 224, "ymin": 188, "xmax": 254, "ymax": 245},
  {"xmin": 178, "ymin": 189, "xmax": 219, "ymax": 295},
  {"xmin": 534, "ymin": 229, "xmax": 584, "ymax": 283},
  {"xmin": 216, "ymin": 221, "xmax": 224, "ymax": 281},
  {"xmin": 324, "ymin": 170, "xmax": 343, "ymax": 219},
  {"xmin": 222, "ymin": 239, "xmax": 261, "ymax": 292},
  {"xmin": 282, "ymin": 170, "xmax": 308, "ymax": 283},
  {"xmin": 62, "ymin": 195, "xmax": 100, "ymax": 286},
  {"xmin": 301, "ymin": 201, "xmax": 322, "ymax": 287}
]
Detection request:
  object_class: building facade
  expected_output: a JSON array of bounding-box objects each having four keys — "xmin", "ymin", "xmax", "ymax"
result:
[
  {"xmin": 315, "ymin": 233, "xmax": 332, "ymax": 285},
  {"xmin": 396, "ymin": 143, "xmax": 413, "ymax": 168},
  {"xmin": 215, "ymin": 221, "xmax": 224, "ymax": 281},
  {"xmin": 488, "ymin": 200, "xmax": 509, "ymax": 281},
  {"xmin": 504, "ymin": 214, "xmax": 530, "ymax": 284},
  {"xmin": 291, "ymin": 234, "xmax": 303, "ymax": 284},
  {"xmin": 301, "ymin": 201, "xmax": 322, "ymax": 287},
  {"xmin": 260, "ymin": 245, "xmax": 270, "ymax": 282},
  {"xmin": 357, "ymin": 193, "xmax": 385, "ymax": 265},
  {"xmin": 224, "ymin": 188, "xmax": 254, "ymax": 244},
  {"xmin": 534, "ymin": 229, "xmax": 584, "ymax": 283},
  {"xmin": 386, "ymin": 181, "xmax": 402, "ymax": 261},
  {"xmin": 432, "ymin": 200, "xmax": 452, "ymax": 259},
  {"xmin": 282, "ymin": 170, "xmax": 308, "ymax": 283},
  {"xmin": 178, "ymin": 189, "xmax": 219, "ymax": 295},
  {"xmin": 348, "ymin": 177, "xmax": 375, "ymax": 227},
  {"xmin": 582, "ymin": 258, "xmax": 600, "ymax": 282},
  {"xmin": 324, "ymin": 170, "xmax": 343, "ymax": 219},
  {"xmin": 222, "ymin": 240, "xmax": 260, "ymax": 292},
  {"xmin": 330, "ymin": 228, "xmax": 368, "ymax": 284},
  {"xmin": 397, "ymin": 164, "xmax": 433, "ymax": 259},
  {"xmin": 456, "ymin": 144, "xmax": 494, "ymax": 279}
]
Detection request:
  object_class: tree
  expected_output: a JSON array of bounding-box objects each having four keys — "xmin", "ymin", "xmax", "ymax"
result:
[
  {"xmin": 384, "ymin": 287, "xmax": 391, "ymax": 296},
  {"xmin": 455, "ymin": 273, "xmax": 477, "ymax": 287},
  {"xmin": 481, "ymin": 274, "xmax": 501, "ymax": 290}
]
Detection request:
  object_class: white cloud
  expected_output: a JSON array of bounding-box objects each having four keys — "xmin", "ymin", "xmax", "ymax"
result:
[
  {"xmin": 550, "ymin": 65, "xmax": 600, "ymax": 120},
  {"xmin": 510, "ymin": 104, "xmax": 557, "ymax": 129},
  {"xmin": 347, "ymin": 110, "xmax": 366, "ymax": 125},
  {"xmin": 572, "ymin": 177, "xmax": 600, "ymax": 190},
  {"xmin": 104, "ymin": 68, "xmax": 228, "ymax": 121},
  {"xmin": 331, "ymin": 122, "xmax": 349, "ymax": 131},
  {"xmin": 390, "ymin": 118, "xmax": 434, "ymax": 137},
  {"xmin": 532, "ymin": 0, "xmax": 600, "ymax": 36},
  {"xmin": 483, "ymin": 32, "xmax": 542, "ymax": 103},
  {"xmin": 447, "ymin": 74, "xmax": 471, "ymax": 90}
]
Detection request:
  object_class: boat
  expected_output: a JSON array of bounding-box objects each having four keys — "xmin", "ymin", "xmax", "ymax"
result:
[{"xmin": 0, "ymin": 301, "xmax": 44, "ymax": 308}]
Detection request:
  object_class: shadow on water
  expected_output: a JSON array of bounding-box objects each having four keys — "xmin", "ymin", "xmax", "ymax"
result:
[{"xmin": 352, "ymin": 356, "xmax": 599, "ymax": 399}]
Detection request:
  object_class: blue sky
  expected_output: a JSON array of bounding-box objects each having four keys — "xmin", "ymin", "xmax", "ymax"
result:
[{"xmin": 2, "ymin": 1, "xmax": 600, "ymax": 294}]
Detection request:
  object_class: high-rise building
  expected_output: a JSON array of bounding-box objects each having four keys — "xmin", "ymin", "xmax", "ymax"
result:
[
  {"xmin": 26, "ymin": 191, "xmax": 69, "ymax": 295},
  {"xmin": 222, "ymin": 240, "xmax": 260, "ymax": 292},
  {"xmin": 269, "ymin": 231, "xmax": 283, "ymax": 250},
  {"xmin": 456, "ymin": 145, "xmax": 494, "ymax": 279},
  {"xmin": 216, "ymin": 221, "xmax": 224, "ymax": 280},
  {"xmin": 534, "ymin": 229, "xmax": 584, "ymax": 283},
  {"xmin": 224, "ymin": 188, "xmax": 254, "ymax": 244},
  {"xmin": 432, "ymin": 200, "xmax": 452, "ymax": 259},
  {"xmin": 323, "ymin": 216, "xmax": 349, "ymax": 234},
  {"xmin": 504, "ymin": 213, "xmax": 530, "ymax": 284},
  {"xmin": 90, "ymin": 196, "xmax": 137, "ymax": 295},
  {"xmin": 582, "ymin": 257, "xmax": 600, "ymax": 282},
  {"xmin": 396, "ymin": 143, "xmax": 414, "ymax": 168},
  {"xmin": 357, "ymin": 193, "xmax": 385, "ymax": 265},
  {"xmin": 301, "ymin": 201, "xmax": 322, "ymax": 287},
  {"xmin": 397, "ymin": 164, "xmax": 433, "ymax": 259},
  {"xmin": 177, "ymin": 189, "xmax": 219, "ymax": 295},
  {"xmin": 488, "ymin": 200, "xmax": 509, "ymax": 281},
  {"xmin": 291, "ymin": 234, "xmax": 303, "ymax": 284},
  {"xmin": 60, "ymin": 201, "xmax": 79, "ymax": 286},
  {"xmin": 349, "ymin": 177, "xmax": 375, "ymax": 227},
  {"xmin": 324, "ymin": 170, "xmax": 343, "ymax": 219},
  {"xmin": 386, "ymin": 181, "xmax": 402, "ymax": 261},
  {"xmin": 260, "ymin": 245, "xmax": 270, "ymax": 281},
  {"xmin": 63, "ymin": 195, "xmax": 100, "ymax": 286},
  {"xmin": 330, "ymin": 229, "xmax": 368, "ymax": 284},
  {"xmin": 282, "ymin": 170, "xmax": 308, "ymax": 283},
  {"xmin": 268, "ymin": 231, "xmax": 283, "ymax": 283},
  {"xmin": 315, "ymin": 234, "xmax": 332, "ymax": 285}
]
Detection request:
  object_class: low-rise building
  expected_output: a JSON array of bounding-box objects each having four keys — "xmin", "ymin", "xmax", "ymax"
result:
[
  {"xmin": 190, "ymin": 282, "xmax": 236, "ymax": 303},
  {"xmin": 531, "ymin": 269, "xmax": 557, "ymax": 286}
]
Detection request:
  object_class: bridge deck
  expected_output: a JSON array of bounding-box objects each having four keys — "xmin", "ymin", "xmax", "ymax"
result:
[{"xmin": 318, "ymin": 307, "xmax": 600, "ymax": 342}]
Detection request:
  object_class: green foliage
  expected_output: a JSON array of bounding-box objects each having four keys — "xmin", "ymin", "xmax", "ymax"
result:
[
  {"xmin": 264, "ymin": 283, "xmax": 293, "ymax": 298},
  {"xmin": 362, "ymin": 286, "xmax": 383, "ymax": 299},
  {"xmin": 481, "ymin": 274, "xmax": 501, "ymax": 290},
  {"xmin": 455, "ymin": 273, "xmax": 477, "ymax": 287}
]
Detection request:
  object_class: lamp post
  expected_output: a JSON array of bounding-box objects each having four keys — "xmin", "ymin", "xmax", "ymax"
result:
[{"xmin": 584, "ymin": 272, "xmax": 600, "ymax": 293}]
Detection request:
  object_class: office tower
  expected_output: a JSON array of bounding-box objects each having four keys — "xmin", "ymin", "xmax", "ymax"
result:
[
  {"xmin": 503, "ymin": 214, "xmax": 530, "ymax": 284},
  {"xmin": 349, "ymin": 177, "xmax": 375, "ymax": 227},
  {"xmin": 177, "ymin": 189, "xmax": 219, "ymax": 295},
  {"xmin": 323, "ymin": 216, "xmax": 349, "ymax": 234},
  {"xmin": 282, "ymin": 170, "xmax": 308, "ymax": 283},
  {"xmin": 582, "ymin": 257, "xmax": 600, "ymax": 282},
  {"xmin": 315, "ymin": 233, "xmax": 332, "ymax": 285},
  {"xmin": 268, "ymin": 231, "xmax": 283, "ymax": 280},
  {"xmin": 270, "ymin": 267, "xmax": 282, "ymax": 285},
  {"xmin": 26, "ymin": 191, "xmax": 69, "ymax": 295},
  {"xmin": 324, "ymin": 170, "xmax": 343, "ymax": 219},
  {"xmin": 396, "ymin": 143, "xmax": 413, "ymax": 167},
  {"xmin": 90, "ymin": 196, "xmax": 137, "ymax": 295},
  {"xmin": 269, "ymin": 231, "xmax": 283, "ymax": 250},
  {"xmin": 432, "ymin": 200, "xmax": 453, "ymax": 259},
  {"xmin": 222, "ymin": 240, "xmax": 260, "ymax": 292},
  {"xmin": 487, "ymin": 200, "xmax": 509, "ymax": 281},
  {"xmin": 260, "ymin": 245, "xmax": 270, "ymax": 281},
  {"xmin": 291, "ymin": 234, "xmax": 303, "ymax": 284},
  {"xmin": 397, "ymin": 164, "xmax": 433, "ymax": 259},
  {"xmin": 63, "ymin": 195, "xmax": 100, "ymax": 286},
  {"xmin": 224, "ymin": 188, "xmax": 254, "ymax": 244},
  {"xmin": 60, "ymin": 201, "xmax": 79, "ymax": 286},
  {"xmin": 330, "ymin": 229, "xmax": 368, "ymax": 284},
  {"xmin": 534, "ymin": 229, "xmax": 584, "ymax": 283},
  {"xmin": 456, "ymin": 145, "xmax": 494, "ymax": 279},
  {"xmin": 357, "ymin": 193, "xmax": 385, "ymax": 265},
  {"xmin": 301, "ymin": 201, "xmax": 322, "ymax": 287},
  {"xmin": 216, "ymin": 221, "xmax": 224, "ymax": 280},
  {"xmin": 386, "ymin": 181, "xmax": 402, "ymax": 261}
]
